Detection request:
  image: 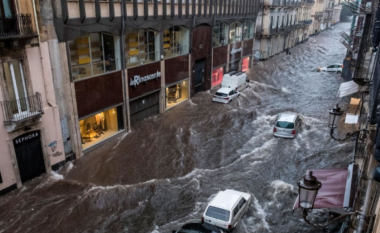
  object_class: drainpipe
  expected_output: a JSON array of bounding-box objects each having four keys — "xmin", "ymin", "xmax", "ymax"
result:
[{"xmin": 32, "ymin": 0, "xmax": 55, "ymax": 107}]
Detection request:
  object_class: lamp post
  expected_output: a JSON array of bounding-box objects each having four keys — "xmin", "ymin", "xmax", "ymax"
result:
[
  {"xmin": 328, "ymin": 104, "xmax": 368, "ymax": 141},
  {"xmin": 297, "ymin": 170, "xmax": 360, "ymax": 228}
]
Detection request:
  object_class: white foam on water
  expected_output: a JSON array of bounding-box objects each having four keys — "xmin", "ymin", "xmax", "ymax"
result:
[
  {"xmin": 113, "ymin": 131, "xmax": 131, "ymax": 149},
  {"xmin": 270, "ymin": 180, "xmax": 294, "ymax": 198},
  {"xmin": 50, "ymin": 171, "xmax": 64, "ymax": 180},
  {"xmin": 281, "ymin": 87, "xmax": 290, "ymax": 93},
  {"xmin": 189, "ymin": 100, "xmax": 198, "ymax": 106},
  {"xmin": 253, "ymin": 197, "xmax": 271, "ymax": 231},
  {"xmin": 66, "ymin": 162, "xmax": 74, "ymax": 172}
]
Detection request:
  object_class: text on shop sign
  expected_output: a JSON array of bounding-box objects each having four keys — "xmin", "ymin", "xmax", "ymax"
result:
[
  {"xmin": 14, "ymin": 132, "xmax": 39, "ymax": 144},
  {"xmin": 130, "ymin": 71, "xmax": 161, "ymax": 86}
]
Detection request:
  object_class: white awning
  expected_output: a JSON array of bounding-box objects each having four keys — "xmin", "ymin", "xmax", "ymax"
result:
[{"xmin": 337, "ymin": 81, "xmax": 359, "ymax": 98}]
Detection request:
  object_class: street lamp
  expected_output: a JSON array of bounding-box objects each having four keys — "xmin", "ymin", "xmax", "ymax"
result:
[
  {"xmin": 328, "ymin": 104, "xmax": 368, "ymax": 141},
  {"xmin": 297, "ymin": 170, "xmax": 360, "ymax": 228}
]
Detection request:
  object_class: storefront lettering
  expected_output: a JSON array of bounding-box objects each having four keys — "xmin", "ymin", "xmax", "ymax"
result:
[
  {"xmin": 14, "ymin": 132, "xmax": 39, "ymax": 144},
  {"xmin": 230, "ymin": 48, "xmax": 242, "ymax": 55},
  {"xmin": 130, "ymin": 71, "xmax": 161, "ymax": 86}
]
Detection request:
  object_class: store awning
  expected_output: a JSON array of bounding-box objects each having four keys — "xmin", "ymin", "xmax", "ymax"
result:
[
  {"xmin": 337, "ymin": 81, "xmax": 359, "ymax": 98},
  {"xmin": 293, "ymin": 164, "xmax": 357, "ymax": 209}
]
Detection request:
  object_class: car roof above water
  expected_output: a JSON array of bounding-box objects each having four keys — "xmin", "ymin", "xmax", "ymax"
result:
[
  {"xmin": 216, "ymin": 87, "xmax": 233, "ymax": 94},
  {"xmin": 278, "ymin": 113, "xmax": 298, "ymax": 122},
  {"xmin": 209, "ymin": 190, "xmax": 242, "ymax": 210}
]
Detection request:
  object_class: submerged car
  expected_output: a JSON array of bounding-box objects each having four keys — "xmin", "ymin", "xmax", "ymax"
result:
[
  {"xmin": 202, "ymin": 189, "xmax": 252, "ymax": 232},
  {"xmin": 318, "ymin": 63, "xmax": 343, "ymax": 73},
  {"xmin": 212, "ymin": 87, "xmax": 240, "ymax": 104},
  {"xmin": 172, "ymin": 222, "xmax": 223, "ymax": 233},
  {"xmin": 273, "ymin": 113, "xmax": 301, "ymax": 139}
]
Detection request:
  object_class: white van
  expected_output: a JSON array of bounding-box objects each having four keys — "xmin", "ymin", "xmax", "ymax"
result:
[
  {"xmin": 221, "ymin": 71, "xmax": 247, "ymax": 91},
  {"xmin": 202, "ymin": 189, "xmax": 252, "ymax": 232}
]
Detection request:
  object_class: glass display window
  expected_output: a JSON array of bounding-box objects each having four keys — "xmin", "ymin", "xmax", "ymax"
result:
[
  {"xmin": 242, "ymin": 57, "xmax": 250, "ymax": 72},
  {"xmin": 165, "ymin": 79, "xmax": 189, "ymax": 109},
  {"xmin": 229, "ymin": 21, "xmax": 242, "ymax": 44},
  {"xmin": 125, "ymin": 29, "xmax": 160, "ymax": 68},
  {"xmin": 163, "ymin": 26, "xmax": 189, "ymax": 59},
  {"xmin": 212, "ymin": 67, "xmax": 224, "ymax": 87},
  {"xmin": 69, "ymin": 33, "xmax": 121, "ymax": 81},
  {"xmin": 79, "ymin": 106, "xmax": 124, "ymax": 150},
  {"xmin": 243, "ymin": 20, "xmax": 255, "ymax": 40},
  {"xmin": 212, "ymin": 23, "xmax": 228, "ymax": 47}
]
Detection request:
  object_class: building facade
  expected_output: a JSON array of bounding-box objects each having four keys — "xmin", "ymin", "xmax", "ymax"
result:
[{"xmin": 0, "ymin": 0, "xmax": 67, "ymax": 195}]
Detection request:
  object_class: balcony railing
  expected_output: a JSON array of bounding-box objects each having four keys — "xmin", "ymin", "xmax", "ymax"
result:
[
  {"xmin": 1, "ymin": 93, "xmax": 43, "ymax": 124},
  {"xmin": 270, "ymin": 26, "xmax": 279, "ymax": 35},
  {"xmin": 305, "ymin": 0, "xmax": 315, "ymax": 4},
  {"xmin": 0, "ymin": 14, "xmax": 35, "ymax": 39},
  {"xmin": 304, "ymin": 19, "xmax": 313, "ymax": 25},
  {"xmin": 313, "ymin": 12, "xmax": 323, "ymax": 18}
]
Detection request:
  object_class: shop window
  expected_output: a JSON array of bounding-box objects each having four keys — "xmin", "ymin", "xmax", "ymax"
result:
[
  {"xmin": 229, "ymin": 21, "xmax": 242, "ymax": 44},
  {"xmin": 80, "ymin": 106, "xmax": 124, "ymax": 149},
  {"xmin": 212, "ymin": 23, "xmax": 228, "ymax": 47},
  {"xmin": 125, "ymin": 29, "xmax": 160, "ymax": 68},
  {"xmin": 212, "ymin": 67, "xmax": 224, "ymax": 87},
  {"xmin": 242, "ymin": 57, "xmax": 250, "ymax": 72},
  {"xmin": 243, "ymin": 20, "xmax": 254, "ymax": 40},
  {"xmin": 163, "ymin": 26, "xmax": 189, "ymax": 59},
  {"xmin": 69, "ymin": 33, "xmax": 121, "ymax": 81},
  {"xmin": 165, "ymin": 79, "xmax": 189, "ymax": 109}
]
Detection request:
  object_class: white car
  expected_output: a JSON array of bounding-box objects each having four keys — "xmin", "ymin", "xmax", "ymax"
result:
[
  {"xmin": 318, "ymin": 63, "xmax": 343, "ymax": 73},
  {"xmin": 212, "ymin": 87, "xmax": 240, "ymax": 104},
  {"xmin": 202, "ymin": 189, "xmax": 252, "ymax": 232}
]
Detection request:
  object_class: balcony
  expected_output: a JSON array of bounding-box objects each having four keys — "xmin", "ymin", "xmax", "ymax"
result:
[
  {"xmin": 305, "ymin": 0, "xmax": 315, "ymax": 5},
  {"xmin": 0, "ymin": 14, "xmax": 36, "ymax": 40},
  {"xmin": 264, "ymin": 0, "xmax": 281, "ymax": 7},
  {"xmin": 304, "ymin": 19, "xmax": 313, "ymax": 25},
  {"xmin": 1, "ymin": 93, "xmax": 43, "ymax": 132},
  {"xmin": 313, "ymin": 11, "xmax": 323, "ymax": 18},
  {"xmin": 325, "ymin": 7, "xmax": 334, "ymax": 11},
  {"xmin": 270, "ymin": 26, "xmax": 279, "ymax": 35}
]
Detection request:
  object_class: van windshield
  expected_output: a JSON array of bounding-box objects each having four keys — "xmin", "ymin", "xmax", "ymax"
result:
[
  {"xmin": 276, "ymin": 121, "xmax": 294, "ymax": 129},
  {"xmin": 215, "ymin": 92, "xmax": 228, "ymax": 97},
  {"xmin": 205, "ymin": 206, "xmax": 230, "ymax": 222}
]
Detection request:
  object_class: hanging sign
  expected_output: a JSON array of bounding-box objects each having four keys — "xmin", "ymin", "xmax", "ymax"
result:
[{"xmin": 130, "ymin": 71, "xmax": 161, "ymax": 86}]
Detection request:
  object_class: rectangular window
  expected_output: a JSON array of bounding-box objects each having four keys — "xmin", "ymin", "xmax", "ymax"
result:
[
  {"xmin": 213, "ymin": 23, "xmax": 228, "ymax": 47},
  {"xmin": 243, "ymin": 20, "xmax": 254, "ymax": 40},
  {"xmin": 212, "ymin": 67, "xmax": 224, "ymax": 86},
  {"xmin": 3, "ymin": 60, "xmax": 29, "ymax": 114},
  {"xmin": 80, "ymin": 105, "xmax": 124, "ymax": 150},
  {"xmin": 165, "ymin": 79, "xmax": 189, "ymax": 109},
  {"xmin": 205, "ymin": 206, "xmax": 230, "ymax": 222},
  {"xmin": 229, "ymin": 21, "xmax": 242, "ymax": 43},
  {"xmin": 126, "ymin": 29, "xmax": 160, "ymax": 68},
  {"xmin": 69, "ymin": 33, "xmax": 121, "ymax": 81},
  {"xmin": 163, "ymin": 26, "xmax": 189, "ymax": 59}
]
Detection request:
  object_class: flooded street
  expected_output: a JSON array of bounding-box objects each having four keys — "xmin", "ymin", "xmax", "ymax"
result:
[{"xmin": 0, "ymin": 23, "xmax": 354, "ymax": 233}]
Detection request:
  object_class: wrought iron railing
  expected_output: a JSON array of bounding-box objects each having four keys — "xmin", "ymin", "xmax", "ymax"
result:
[
  {"xmin": 313, "ymin": 12, "xmax": 323, "ymax": 18},
  {"xmin": 304, "ymin": 20, "xmax": 313, "ymax": 25},
  {"xmin": 1, "ymin": 93, "xmax": 43, "ymax": 124},
  {"xmin": 0, "ymin": 14, "xmax": 35, "ymax": 39}
]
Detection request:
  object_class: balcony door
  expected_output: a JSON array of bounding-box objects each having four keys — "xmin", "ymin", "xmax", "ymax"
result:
[
  {"xmin": 0, "ymin": 0, "xmax": 14, "ymax": 18},
  {"xmin": 3, "ymin": 60, "xmax": 29, "ymax": 115}
]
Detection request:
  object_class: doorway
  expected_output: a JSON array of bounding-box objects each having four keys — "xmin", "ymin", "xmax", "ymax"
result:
[
  {"xmin": 13, "ymin": 131, "xmax": 46, "ymax": 184},
  {"xmin": 194, "ymin": 59, "xmax": 205, "ymax": 93}
]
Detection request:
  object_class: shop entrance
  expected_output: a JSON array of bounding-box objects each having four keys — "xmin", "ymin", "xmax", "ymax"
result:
[
  {"xmin": 194, "ymin": 59, "xmax": 205, "ymax": 93},
  {"xmin": 13, "ymin": 131, "xmax": 46, "ymax": 184},
  {"xmin": 130, "ymin": 91, "xmax": 160, "ymax": 124}
]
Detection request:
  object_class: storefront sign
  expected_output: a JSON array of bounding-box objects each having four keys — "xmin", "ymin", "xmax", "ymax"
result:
[
  {"xmin": 130, "ymin": 71, "xmax": 161, "ymax": 86},
  {"xmin": 230, "ymin": 48, "xmax": 242, "ymax": 55},
  {"xmin": 14, "ymin": 131, "xmax": 39, "ymax": 145}
]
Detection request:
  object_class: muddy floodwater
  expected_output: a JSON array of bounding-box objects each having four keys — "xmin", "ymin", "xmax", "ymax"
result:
[{"xmin": 0, "ymin": 23, "xmax": 354, "ymax": 233}]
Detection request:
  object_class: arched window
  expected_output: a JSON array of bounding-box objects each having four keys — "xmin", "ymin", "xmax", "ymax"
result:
[
  {"xmin": 163, "ymin": 26, "xmax": 189, "ymax": 59},
  {"xmin": 125, "ymin": 29, "xmax": 160, "ymax": 68},
  {"xmin": 229, "ymin": 21, "xmax": 242, "ymax": 43},
  {"xmin": 213, "ymin": 22, "xmax": 228, "ymax": 47}
]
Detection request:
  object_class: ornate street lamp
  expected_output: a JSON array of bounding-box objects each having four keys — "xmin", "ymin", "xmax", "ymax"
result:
[
  {"xmin": 328, "ymin": 104, "xmax": 368, "ymax": 141},
  {"xmin": 297, "ymin": 170, "xmax": 321, "ymax": 210},
  {"xmin": 297, "ymin": 170, "xmax": 360, "ymax": 228}
]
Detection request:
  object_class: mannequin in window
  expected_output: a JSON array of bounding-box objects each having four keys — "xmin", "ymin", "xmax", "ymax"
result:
[{"xmin": 175, "ymin": 84, "xmax": 180, "ymax": 100}]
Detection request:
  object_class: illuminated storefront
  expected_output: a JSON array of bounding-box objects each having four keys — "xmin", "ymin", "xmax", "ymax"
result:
[
  {"xmin": 212, "ymin": 67, "xmax": 224, "ymax": 87},
  {"xmin": 80, "ymin": 106, "xmax": 124, "ymax": 149},
  {"xmin": 242, "ymin": 57, "xmax": 250, "ymax": 72},
  {"xmin": 166, "ymin": 79, "xmax": 189, "ymax": 109}
]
